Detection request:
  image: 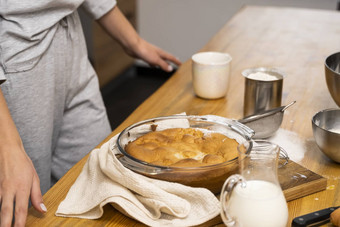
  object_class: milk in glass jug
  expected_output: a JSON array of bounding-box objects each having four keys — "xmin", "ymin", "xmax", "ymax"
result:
[{"xmin": 220, "ymin": 140, "xmax": 288, "ymax": 227}]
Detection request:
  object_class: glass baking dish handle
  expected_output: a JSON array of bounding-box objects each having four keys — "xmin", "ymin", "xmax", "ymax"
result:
[{"xmin": 230, "ymin": 119, "xmax": 255, "ymax": 140}]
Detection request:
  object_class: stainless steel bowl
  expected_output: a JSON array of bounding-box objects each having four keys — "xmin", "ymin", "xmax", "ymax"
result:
[
  {"xmin": 312, "ymin": 108, "xmax": 340, "ymax": 163},
  {"xmin": 325, "ymin": 52, "xmax": 340, "ymax": 107},
  {"xmin": 116, "ymin": 115, "xmax": 254, "ymax": 194}
]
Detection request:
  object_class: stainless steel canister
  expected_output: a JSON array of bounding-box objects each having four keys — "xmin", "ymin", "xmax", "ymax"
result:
[{"xmin": 242, "ymin": 68, "xmax": 285, "ymax": 117}]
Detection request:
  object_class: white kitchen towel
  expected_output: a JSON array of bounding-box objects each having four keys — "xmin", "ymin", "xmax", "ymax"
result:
[{"xmin": 55, "ymin": 135, "xmax": 221, "ymax": 226}]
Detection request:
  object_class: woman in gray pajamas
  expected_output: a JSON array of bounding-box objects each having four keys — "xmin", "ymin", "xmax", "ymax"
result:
[{"xmin": 0, "ymin": 1, "xmax": 181, "ymax": 226}]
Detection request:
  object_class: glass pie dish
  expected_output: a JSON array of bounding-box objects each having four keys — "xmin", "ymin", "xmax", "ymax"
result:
[{"xmin": 116, "ymin": 115, "xmax": 254, "ymax": 194}]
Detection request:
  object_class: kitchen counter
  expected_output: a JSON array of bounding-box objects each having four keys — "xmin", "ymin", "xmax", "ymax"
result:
[{"xmin": 26, "ymin": 5, "xmax": 340, "ymax": 226}]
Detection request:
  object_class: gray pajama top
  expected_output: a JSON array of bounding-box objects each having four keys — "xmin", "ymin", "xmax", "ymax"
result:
[{"xmin": 0, "ymin": 0, "xmax": 116, "ymax": 82}]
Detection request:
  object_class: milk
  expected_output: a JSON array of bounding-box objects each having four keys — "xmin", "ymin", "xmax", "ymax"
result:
[{"xmin": 226, "ymin": 180, "xmax": 288, "ymax": 227}]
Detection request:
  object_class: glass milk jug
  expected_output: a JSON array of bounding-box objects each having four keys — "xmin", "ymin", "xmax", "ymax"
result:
[{"xmin": 220, "ymin": 140, "xmax": 288, "ymax": 227}]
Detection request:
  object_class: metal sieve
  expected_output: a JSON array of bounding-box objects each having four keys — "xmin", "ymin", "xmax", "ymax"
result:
[{"xmin": 238, "ymin": 101, "xmax": 296, "ymax": 139}]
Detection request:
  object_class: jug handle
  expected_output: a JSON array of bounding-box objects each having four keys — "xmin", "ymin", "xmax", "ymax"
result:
[{"xmin": 220, "ymin": 174, "xmax": 246, "ymax": 227}]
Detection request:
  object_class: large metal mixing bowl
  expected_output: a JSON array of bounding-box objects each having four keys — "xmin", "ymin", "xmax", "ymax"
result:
[
  {"xmin": 325, "ymin": 52, "xmax": 340, "ymax": 107},
  {"xmin": 312, "ymin": 108, "xmax": 340, "ymax": 163}
]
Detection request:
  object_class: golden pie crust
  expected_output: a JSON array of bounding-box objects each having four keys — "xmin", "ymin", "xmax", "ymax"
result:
[{"xmin": 125, "ymin": 128, "xmax": 238, "ymax": 167}]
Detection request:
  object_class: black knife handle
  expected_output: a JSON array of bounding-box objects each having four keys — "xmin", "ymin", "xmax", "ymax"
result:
[{"xmin": 292, "ymin": 207, "xmax": 339, "ymax": 227}]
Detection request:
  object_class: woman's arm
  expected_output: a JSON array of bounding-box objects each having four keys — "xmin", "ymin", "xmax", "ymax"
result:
[
  {"xmin": 97, "ymin": 6, "xmax": 181, "ymax": 72},
  {"xmin": 0, "ymin": 88, "xmax": 46, "ymax": 227}
]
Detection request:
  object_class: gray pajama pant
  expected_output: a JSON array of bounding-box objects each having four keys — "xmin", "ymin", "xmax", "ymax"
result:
[{"xmin": 0, "ymin": 12, "xmax": 111, "ymax": 194}]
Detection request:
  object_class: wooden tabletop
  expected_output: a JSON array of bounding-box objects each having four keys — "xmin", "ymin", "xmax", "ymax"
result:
[{"xmin": 27, "ymin": 5, "xmax": 340, "ymax": 227}]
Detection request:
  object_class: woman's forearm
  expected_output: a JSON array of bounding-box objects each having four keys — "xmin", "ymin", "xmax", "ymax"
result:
[
  {"xmin": 97, "ymin": 6, "xmax": 140, "ymax": 55},
  {"xmin": 96, "ymin": 5, "xmax": 181, "ymax": 72}
]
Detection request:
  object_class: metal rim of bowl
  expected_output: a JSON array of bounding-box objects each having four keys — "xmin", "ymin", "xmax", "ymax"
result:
[
  {"xmin": 116, "ymin": 115, "xmax": 253, "ymax": 171},
  {"xmin": 325, "ymin": 52, "xmax": 340, "ymax": 75},
  {"xmin": 312, "ymin": 108, "xmax": 340, "ymax": 135}
]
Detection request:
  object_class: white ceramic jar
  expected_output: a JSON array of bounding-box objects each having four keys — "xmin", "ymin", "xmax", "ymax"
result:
[{"xmin": 192, "ymin": 52, "xmax": 232, "ymax": 99}]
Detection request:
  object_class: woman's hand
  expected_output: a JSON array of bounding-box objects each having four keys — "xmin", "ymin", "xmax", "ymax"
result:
[
  {"xmin": 0, "ymin": 90, "xmax": 46, "ymax": 227},
  {"xmin": 125, "ymin": 37, "xmax": 181, "ymax": 72},
  {"xmin": 97, "ymin": 6, "xmax": 181, "ymax": 72},
  {"xmin": 0, "ymin": 144, "xmax": 46, "ymax": 227}
]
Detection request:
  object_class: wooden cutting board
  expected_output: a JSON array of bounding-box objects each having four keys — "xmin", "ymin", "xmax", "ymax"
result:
[{"xmin": 279, "ymin": 160, "xmax": 327, "ymax": 201}]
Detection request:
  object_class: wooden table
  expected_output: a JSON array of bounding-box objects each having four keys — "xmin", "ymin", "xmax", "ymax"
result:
[{"xmin": 27, "ymin": 5, "xmax": 340, "ymax": 227}]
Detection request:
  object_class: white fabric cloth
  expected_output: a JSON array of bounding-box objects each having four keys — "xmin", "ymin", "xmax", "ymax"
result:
[{"xmin": 56, "ymin": 135, "xmax": 221, "ymax": 226}]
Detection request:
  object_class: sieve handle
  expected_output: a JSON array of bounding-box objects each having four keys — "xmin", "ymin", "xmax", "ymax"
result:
[
  {"xmin": 192, "ymin": 115, "xmax": 255, "ymax": 140},
  {"xmin": 281, "ymin": 101, "xmax": 296, "ymax": 112}
]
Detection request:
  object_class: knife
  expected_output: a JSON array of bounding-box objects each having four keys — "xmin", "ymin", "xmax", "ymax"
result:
[{"xmin": 292, "ymin": 206, "xmax": 340, "ymax": 227}]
